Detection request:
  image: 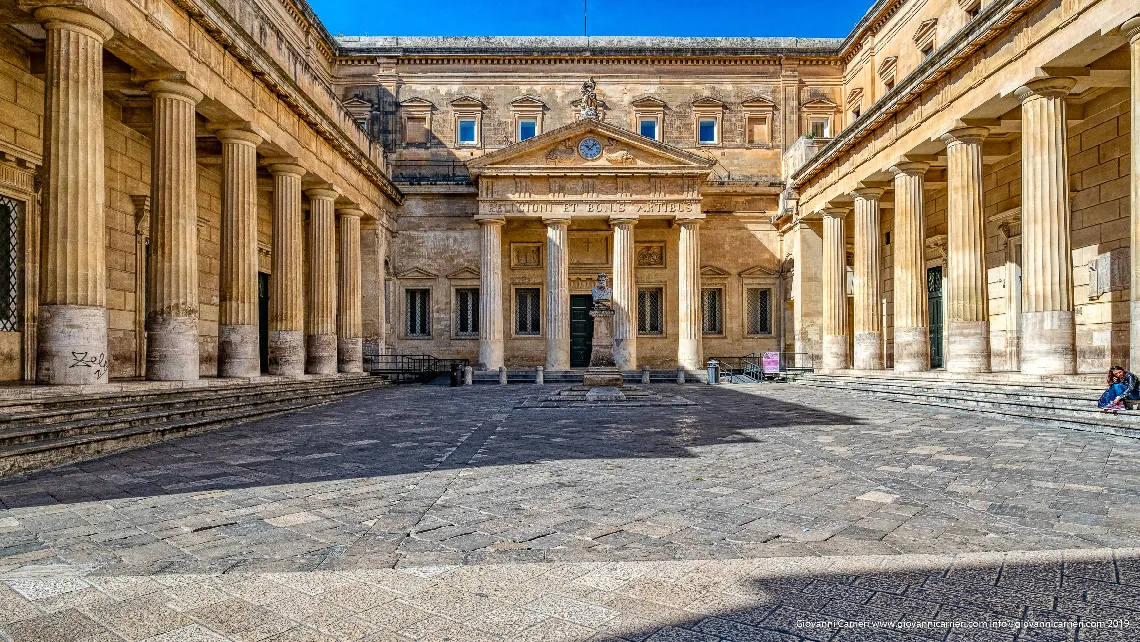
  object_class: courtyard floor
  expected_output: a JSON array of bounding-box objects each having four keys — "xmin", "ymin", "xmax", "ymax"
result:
[{"xmin": 0, "ymin": 383, "xmax": 1137, "ymax": 641}]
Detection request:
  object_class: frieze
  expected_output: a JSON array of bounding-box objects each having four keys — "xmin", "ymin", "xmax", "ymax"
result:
[
  {"xmin": 636, "ymin": 242, "xmax": 666, "ymax": 268},
  {"xmin": 479, "ymin": 200, "xmax": 700, "ymax": 216},
  {"xmin": 0, "ymin": 163, "xmax": 34, "ymax": 195}
]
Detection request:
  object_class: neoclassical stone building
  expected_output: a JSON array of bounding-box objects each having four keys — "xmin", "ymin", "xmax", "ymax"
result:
[{"xmin": 0, "ymin": 0, "xmax": 1136, "ymax": 383}]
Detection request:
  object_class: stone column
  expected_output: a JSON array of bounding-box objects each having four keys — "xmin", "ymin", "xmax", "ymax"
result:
[
  {"xmin": 268, "ymin": 163, "xmax": 306, "ymax": 377},
  {"xmin": 791, "ymin": 221, "xmax": 824, "ymax": 365},
  {"xmin": 477, "ymin": 217, "xmax": 505, "ymax": 370},
  {"xmin": 337, "ymin": 207, "xmax": 364, "ymax": 373},
  {"xmin": 1015, "ymin": 78, "xmax": 1077, "ymax": 375},
  {"xmin": 677, "ymin": 218, "xmax": 703, "ymax": 371},
  {"xmin": 611, "ymin": 216, "xmax": 638, "ymax": 370},
  {"xmin": 361, "ymin": 216, "xmax": 387, "ymax": 359},
  {"xmin": 941, "ymin": 127, "xmax": 991, "ymax": 373},
  {"xmin": 851, "ymin": 188, "xmax": 884, "ymax": 370},
  {"xmin": 305, "ymin": 188, "xmax": 338, "ymax": 375},
  {"xmin": 543, "ymin": 216, "xmax": 570, "ymax": 371},
  {"xmin": 821, "ymin": 207, "xmax": 850, "ymax": 370},
  {"xmin": 34, "ymin": 8, "xmax": 114, "ymax": 385},
  {"xmin": 145, "ymin": 80, "xmax": 203, "ymax": 381},
  {"xmin": 889, "ymin": 162, "xmax": 931, "ymax": 372},
  {"xmin": 216, "ymin": 128, "xmax": 262, "ymax": 378},
  {"xmin": 1126, "ymin": 17, "xmax": 1140, "ymax": 371}
]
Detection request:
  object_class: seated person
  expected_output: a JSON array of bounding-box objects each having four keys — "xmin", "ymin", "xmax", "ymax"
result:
[{"xmin": 1099, "ymin": 365, "xmax": 1140, "ymax": 412}]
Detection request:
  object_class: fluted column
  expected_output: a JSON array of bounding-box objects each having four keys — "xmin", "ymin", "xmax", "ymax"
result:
[
  {"xmin": 677, "ymin": 218, "xmax": 703, "ymax": 371},
  {"xmin": 34, "ymin": 8, "xmax": 114, "ymax": 385},
  {"xmin": 611, "ymin": 216, "xmax": 638, "ymax": 370},
  {"xmin": 268, "ymin": 164, "xmax": 306, "ymax": 377},
  {"xmin": 145, "ymin": 80, "xmax": 203, "ymax": 381},
  {"xmin": 336, "ymin": 208, "xmax": 364, "ymax": 373},
  {"xmin": 216, "ymin": 129, "xmax": 263, "ymax": 378},
  {"xmin": 890, "ymin": 162, "xmax": 931, "ymax": 372},
  {"xmin": 1127, "ymin": 17, "xmax": 1140, "ymax": 371},
  {"xmin": 942, "ymin": 127, "xmax": 991, "ymax": 373},
  {"xmin": 821, "ymin": 207, "xmax": 850, "ymax": 370},
  {"xmin": 478, "ymin": 217, "xmax": 505, "ymax": 370},
  {"xmin": 851, "ymin": 188, "xmax": 884, "ymax": 370},
  {"xmin": 361, "ymin": 216, "xmax": 388, "ymax": 359},
  {"xmin": 1016, "ymin": 78, "xmax": 1077, "ymax": 374},
  {"xmin": 305, "ymin": 188, "xmax": 338, "ymax": 375},
  {"xmin": 544, "ymin": 216, "xmax": 570, "ymax": 371}
]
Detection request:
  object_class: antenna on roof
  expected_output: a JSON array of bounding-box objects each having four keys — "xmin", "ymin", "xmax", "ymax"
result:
[{"xmin": 584, "ymin": 0, "xmax": 587, "ymax": 37}]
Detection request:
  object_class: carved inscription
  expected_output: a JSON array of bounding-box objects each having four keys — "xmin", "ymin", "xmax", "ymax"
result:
[{"xmin": 480, "ymin": 200, "xmax": 699, "ymax": 215}]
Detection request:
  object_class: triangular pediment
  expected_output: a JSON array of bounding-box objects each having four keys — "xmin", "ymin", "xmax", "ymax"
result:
[
  {"xmin": 395, "ymin": 267, "xmax": 438, "ymax": 279},
  {"xmin": 630, "ymin": 95, "xmax": 667, "ymax": 108},
  {"xmin": 692, "ymin": 96, "xmax": 727, "ymax": 109},
  {"xmin": 509, "ymin": 95, "xmax": 545, "ymax": 108},
  {"xmin": 446, "ymin": 266, "xmax": 480, "ymax": 280},
  {"xmin": 740, "ymin": 95, "xmax": 776, "ymax": 109},
  {"xmin": 802, "ymin": 98, "xmax": 838, "ymax": 110},
  {"xmin": 740, "ymin": 264, "xmax": 777, "ymax": 277},
  {"xmin": 467, "ymin": 119, "xmax": 715, "ymax": 176},
  {"xmin": 450, "ymin": 96, "xmax": 486, "ymax": 109},
  {"xmin": 700, "ymin": 265, "xmax": 730, "ymax": 277},
  {"xmin": 400, "ymin": 97, "xmax": 435, "ymax": 111}
]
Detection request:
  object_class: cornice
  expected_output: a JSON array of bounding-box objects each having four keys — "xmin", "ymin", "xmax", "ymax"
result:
[{"xmin": 335, "ymin": 54, "xmax": 844, "ymax": 67}]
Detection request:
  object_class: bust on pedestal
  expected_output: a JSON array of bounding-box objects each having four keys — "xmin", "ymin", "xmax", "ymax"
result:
[{"xmin": 584, "ymin": 273, "xmax": 624, "ymax": 388}]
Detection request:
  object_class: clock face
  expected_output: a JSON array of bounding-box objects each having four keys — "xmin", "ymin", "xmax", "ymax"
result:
[{"xmin": 578, "ymin": 138, "xmax": 602, "ymax": 159}]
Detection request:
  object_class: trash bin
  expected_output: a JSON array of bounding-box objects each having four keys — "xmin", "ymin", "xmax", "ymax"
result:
[
  {"xmin": 706, "ymin": 360, "xmax": 719, "ymax": 385},
  {"xmin": 449, "ymin": 363, "xmax": 459, "ymax": 387}
]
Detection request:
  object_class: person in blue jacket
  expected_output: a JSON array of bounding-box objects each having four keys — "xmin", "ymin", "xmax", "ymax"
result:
[{"xmin": 1099, "ymin": 365, "xmax": 1140, "ymax": 412}]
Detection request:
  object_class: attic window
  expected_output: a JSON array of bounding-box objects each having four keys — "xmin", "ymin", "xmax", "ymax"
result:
[
  {"xmin": 959, "ymin": 0, "xmax": 981, "ymax": 19},
  {"xmin": 518, "ymin": 119, "xmax": 537, "ymax": 141},
  {"xmin": 913, "ymin": 18, "xmax": 937, "ymax": 58}
]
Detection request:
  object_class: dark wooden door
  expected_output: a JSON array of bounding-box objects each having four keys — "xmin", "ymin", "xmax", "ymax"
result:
[
  {"xmin": 258, "ymin": 272, "xmax": 270, "ymax": 373},
  {"xmin": 927, "ymin": 266, "xmax": 943, "ymax": 369},
  {"xmin": 570, "ymin": 295, "xmax": 593, "ymax": 368}
]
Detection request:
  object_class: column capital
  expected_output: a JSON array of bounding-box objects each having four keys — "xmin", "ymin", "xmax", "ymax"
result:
[
  {"xmin": 304, "ymin": 187, "xmax": 340, "ymax": 201},
  {"xmin": 474, "ymin": 215, "xmax": 506, "ymax": 226},
  {"xmin": 609, "ymin": 215, "xmax": 639, "ymax": 227},
  {"xmin": 337, "ymin": 206, "xmax": 365, "ymax": 219},
  {"xmin": 820, "ymin": 206, "xmax": 849, "ymax": 219},
  {"xmin": 1014, "ymin": 77, "xmax": 1076, "ymax": 103},
  {"xmin": 850, "ymin": 187, "xmax": 885, "ymax": 201},
  {"xmin": 267, "ymin": 163, "xmax": 306, "ymax": 178},
  {"xmin": 941, "ymin": 126, "xmax": 988, "ymax": 147},
  {"xmin": 541, "ymin": 215, "xmax": 571, "ymax": 227},
  {"xmin": 889, "ymin": 161, "xmax": 930, "ymax": 177},
  {"xmin": 144, "ymin": 79, "xmax": 203, "ymax": 104},
  {"xmin": 213, "ymin": 128, "xmax": 263, "ymax": 147},
  {"xmin": 1123, "ymin": 16, "xmax": 1140, "ymax": 41},
  {"xmin": 675, "ymin": 216, "xmax": 704, "ymax": 227},
  {"xmin": 33, "ymin": 7, "xmax": 114, "ymax": 41}
]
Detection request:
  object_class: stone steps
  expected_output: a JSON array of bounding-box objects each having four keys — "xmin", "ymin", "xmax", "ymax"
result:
[
  {"xmin": 470, "ymin": 370, "xmax": 698, "ymax": 385},
  {"xmin": 797, "ymin": 372, "xmax": 1139, "ymax": 438},
  {"xmin": 0, "ymin": 375, "xmax": 386, "ymax": 477}
]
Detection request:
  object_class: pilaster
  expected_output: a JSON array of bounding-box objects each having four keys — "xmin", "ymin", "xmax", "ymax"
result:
[{"xmin": 337, "ymin": 208, "xmax": 364, "ymax": 373}]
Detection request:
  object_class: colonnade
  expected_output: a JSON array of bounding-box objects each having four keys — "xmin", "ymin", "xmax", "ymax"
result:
[
  {"xmin": 33, "ymin": 7, "xmax": 376, "ymax": 385},
  {"xmin": 476, "ymin": 214, "xmax": 704, "ymax": 371}
]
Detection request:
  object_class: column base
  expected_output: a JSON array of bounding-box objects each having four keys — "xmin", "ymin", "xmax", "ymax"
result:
[
  {"xmin": 853, "ymin": 331, "xmax": 884, "ymax": 370},
  {"xmin": 677, "ymin": 338, "xmax": 701, "ymax": 372},
  {"xmin": 306, "ymin": 333, "xmax": 337, "ymax": 375},
  {"xmin": 821, "ymin": 334, "xmax": 849, "ymax": 370},
  {"xmin": 269, "ymin": 329, "xmax": 304, "ymax": 377},
  {"xmin": 36, "ymin": 305, "xmax": 109, "ymax": 385},
  {"xmin": 338, "ymin": 337, "xmax": 363, "ymax": 373},
  {"xmin": 947, "ymin": 320, "xmax": 990, "ymax": 373},
  {"xmin": 146, "ymin": 315, "xmax": 200, "ymax": 381},
  {"xmin": 219, "ymin": 324, "xmax": 260, "ymax": 378},
  {"xmin": 893, "ymin": 326, "xmax": 930, "ymax": 372},
  {"xmin": 1020, "ymin": 310, "xmax": 1075, "ymax": 375}
]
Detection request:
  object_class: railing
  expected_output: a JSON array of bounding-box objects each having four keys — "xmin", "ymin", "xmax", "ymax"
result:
[
  {"xmin": 365, "ymin": 352, "xmax": 471, "ymax": 384},
  {"xmin": 708, "ymin": 352, "xmax": 816, "ymax": 382},
  {"xmin": 390, "ymin": 159, "xmax": 472, "ymax": 185}
]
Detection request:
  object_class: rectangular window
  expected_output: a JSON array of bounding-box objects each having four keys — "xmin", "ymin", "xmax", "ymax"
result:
[
  {"xmin": 637, "ymin": 288, "xmax": 663, "ymax": 336},
  {"xmin": 518, "ymin": 119, "xmax": 537, "ymax": 141},
  {"xmin": 458, "ymin": 118, "xmax": 477, "ymax": 145},
  {"xmin": 810, "ymin": 119, "xmax": 829, "ymax": 138},
  {"xmin": 405, "ymin": 289, "xmax": 431, "ymax": 337},
  {"xmin": 639, "ymin": 118, "xmax": 658, "ymax": 140},
  {"xmin": 698, "ymin": 118, "xmax": 717, "ymax": 144},
  {"xmin": 746, "ymin": 116, "xmax": 769, "ymax": 145},
  {"xmin": 701, "ymin": 288, "xmax": 723, "ymax": 335},
  {"xmin": 405, "ymin": 116, "xmax": 428, "ymax": 145},
  {"xmin": 0, "ymin": 196, "xmax": 18, "ymax": 332},
  {"xmin": 921, "ymin": 43, "xmax": 934, "ymax": 58},
  {"xmin": 455, "ymin": 288, "xmax": 479, "ymax": 337},
  {"xmin": 515, "ymin": 288, "xmax": 540, "ymax": 336},
  {"xmin": 746, "ymin": 288, "xmax": 772, "ymax": 335}
]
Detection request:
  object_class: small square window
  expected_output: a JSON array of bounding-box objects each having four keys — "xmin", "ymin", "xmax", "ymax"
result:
[
  {"xmin": 637, "ymin": 288, "xmax": 663, "ymax": 336},
  {"xmin": 515, "ymin": 288, "xmax": 540, "ymax": 336},
  {"xmin": 458, "ymin": 118, "xmax": 477, "ymax": 145},
  {"xmin": 639, "ymin": 118, "xmax": 658, "ymax": 140},
  {"xmin": 701, "ymin": 288, "xmax": 723, "ymax": 335},
  {"xmin": 746, "ymin": 288, "xmax": 772, "ymax": 335},
  {"xmin": 698, "ymin": 118, "xmax": 717, "ymax": 144},
  {"xmin": 405, "ymin": 289, "xmax": 431, "ymax": 337},
  {"xmin": 810, "ymin": 119, "xmax": 829, "ymax": 138},
  {"xmin": 746, "ymin": 116, "xmax": 769, "ymax": 145},
  {"xmin": 921, "ymin": 43, "xmax": 934, "ymax": 59},
  {"xmin": 405, "ymin": 116, "xmax": 428, "ymax": 145},
  {"xmin": 455, "ymin": 288, "xmax": 479, "ymax": 337},
  {"xmin": 518, "ymin": 119, "xmax": 537, "ymax": 141}
]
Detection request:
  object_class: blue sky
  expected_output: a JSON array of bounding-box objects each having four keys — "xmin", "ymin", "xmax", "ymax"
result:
[{"xmin": 309, "ymin": 0, "xmax": 871, "ymax": 39}]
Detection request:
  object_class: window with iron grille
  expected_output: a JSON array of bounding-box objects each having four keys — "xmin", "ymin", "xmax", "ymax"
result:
[
  {"xmin": 701, "ymin": 288, "xmax": 723, "ymax": 335},
  {"xmin": 515, "ymin": 288, "xmax": 540, "ymax": 335},
  {"xmin": 637, "ymin": 287, "xmax": 663, "ymax": 335},
  {"xmin": 0, "ymin": 196, "xmax": 19, "ymax": 333},
  {"xmin": 405, "ymin": 288, "xmax": 431, "ymax": 337},
  {"xmin": 746, "ymin": 288, "xmax": 772, "ymax": 335},
  {"xmin": 455, "ymin": 288, "xmax": 479, "ymax": 337}
]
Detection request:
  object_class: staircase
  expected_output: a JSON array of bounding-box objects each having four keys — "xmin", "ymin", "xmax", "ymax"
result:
[
  {"xmin": 0, "ymin": 374, "xmax": 387, "ymax": 477},
  {"xmin": 797, "ymin": 371, "xmax": 1140, "ymax": 438}
]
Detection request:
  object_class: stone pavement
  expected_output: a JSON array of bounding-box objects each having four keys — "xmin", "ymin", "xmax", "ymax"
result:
[{"xmin": 0, "ymin": 383, "xmax": 1137, "ymax": 640}]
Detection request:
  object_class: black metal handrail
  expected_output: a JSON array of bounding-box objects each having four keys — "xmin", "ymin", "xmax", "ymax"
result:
[
  {"xmin": 708, "ymin": 352, "xmax": 815, "ymax": 381},
  {"xmin": 365, "ymin": 352, "xmax": 470, "ymax": 384}
]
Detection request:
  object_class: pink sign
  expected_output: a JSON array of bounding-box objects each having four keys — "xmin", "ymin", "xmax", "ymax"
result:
[{"xmin": 762, "ymin": 352, "xmax": 780, "ymax": 373}]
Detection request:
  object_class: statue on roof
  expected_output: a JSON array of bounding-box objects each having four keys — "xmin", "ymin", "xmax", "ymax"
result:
[{"xmin": 579, "ymin": 77, "xmax": 600, "ymax": 120}]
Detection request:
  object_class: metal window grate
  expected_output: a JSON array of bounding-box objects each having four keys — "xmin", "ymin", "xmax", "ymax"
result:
[
  {"xmin": 637, "ymin": 288, "xmax": 663, "ymax": 335},
  {"xmin": 405, "ymin": 289, "xmax": 431, "ymax": 337},
  {"xmin": 515, "ymin": 288, "xmax": 540, "ymax": 335},
  {"xmin": 455, "ymin": 288, "xmax": 479, "ymax": 336},
  {"xmin": 0, "ymin": 196, "xmax": 19, "ymax": 333},
  {"xmin": 746, "ymin": 288, "xmax": 772, "ymax": 335},
  {"xmin": 701, "ymin": 288, "xmax": 723, "ymax": 335}
]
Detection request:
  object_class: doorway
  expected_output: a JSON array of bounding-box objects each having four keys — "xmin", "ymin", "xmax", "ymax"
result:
[
  {"xmin": 927, "ymin": 266, "xmax": 943, "ymax": 369},
  {"xmin": 570, "ymin": 294, "xmax": 594, "ymax": 368},
  {"xmin": 258, "ymin": 272, "xmax": 270, "ymax": 373}
]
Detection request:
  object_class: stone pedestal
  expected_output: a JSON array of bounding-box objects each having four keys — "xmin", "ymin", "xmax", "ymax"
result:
[
  {"xmin": 890, "ymin": 162, "xmax": 931, "ymax": 371},
  {"xmin": 584, "ymin": 306, "xmax": 623, "ymax": 387},
  {"xmin": 268, "ymin": 164, "xmax": 307, "ymax": 377}
]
